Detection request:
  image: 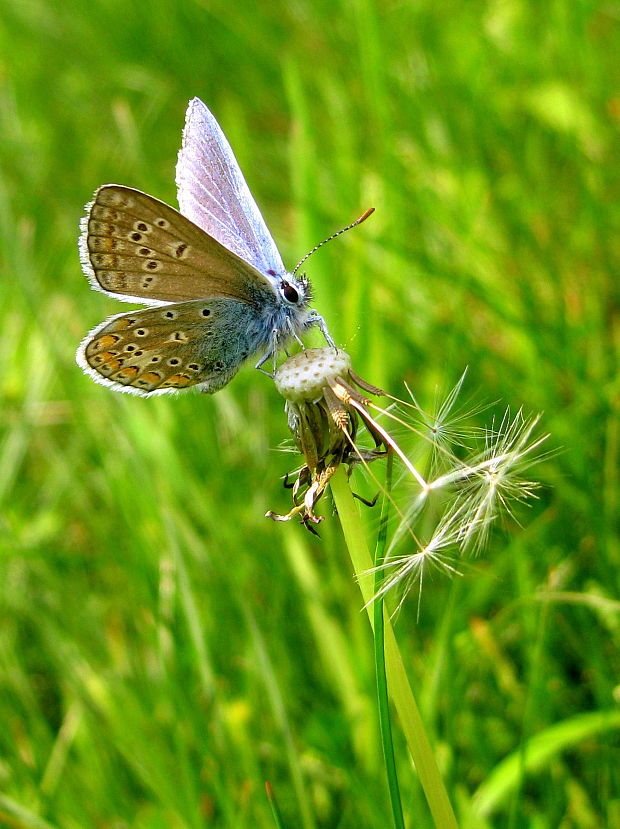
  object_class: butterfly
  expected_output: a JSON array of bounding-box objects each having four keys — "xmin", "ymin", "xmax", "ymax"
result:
[{"xmin": 76, "ymin": 97, "xmax": 334, "ymax": 397}]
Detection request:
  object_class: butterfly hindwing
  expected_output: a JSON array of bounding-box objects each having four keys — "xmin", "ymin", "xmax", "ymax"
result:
[
  {"xmin": 80, "ymin": 185, "xmax": 277, "ymax": 305},
  {"xmin": 77, "ymin": 299, "xmax": 265, "ymax": 396}
]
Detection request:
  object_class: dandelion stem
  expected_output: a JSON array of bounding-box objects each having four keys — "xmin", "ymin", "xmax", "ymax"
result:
[
  {"xmin": 265, "ymin": 781, "xmax": 286, "ymax": 829},
  {"xmin": 373, "ymin": 452, "xmax": 405, "ymax": 829},
  {"xmin": 330, "ymin": 467, "xmax": 458, "ymax": 829}
]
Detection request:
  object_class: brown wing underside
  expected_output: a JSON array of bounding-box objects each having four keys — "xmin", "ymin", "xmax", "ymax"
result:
[
  {"xmin": 81, "ymin": 185, "xmax": 275, "ymax": 304},
  {"xmin": 78, "ymin": 298, "xmax": 260, "ymax": 396}
]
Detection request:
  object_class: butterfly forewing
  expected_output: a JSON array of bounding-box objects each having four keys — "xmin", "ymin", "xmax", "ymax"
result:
[
  {"xmin": 81, "ymin": 185, "xmax": 276, "ymax": 304},
  {"xmin": 176, "ymin": 98, "xmax": 285, "ymax": 277},
  {"xmin": 78, "ymin": 299, "xmax": 263, "ymax": 396}
]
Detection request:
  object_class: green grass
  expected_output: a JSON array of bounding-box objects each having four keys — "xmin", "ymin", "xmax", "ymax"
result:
[{"xmin": 1, "ymin": 1, "xmax": 619, "ymax": 826}]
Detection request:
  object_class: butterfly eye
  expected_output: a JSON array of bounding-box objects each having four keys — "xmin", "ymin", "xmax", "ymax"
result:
[{"xmin": 281, "ymin": 280, "xmax": 299, "ymax": 304}]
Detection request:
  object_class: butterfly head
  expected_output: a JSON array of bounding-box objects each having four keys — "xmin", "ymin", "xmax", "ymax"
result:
[
  {"xmin": 280, "ymin": 273, "xmax": 312, "ymax": 307},
  {"xmin": 265, "ymin": 268, "xmax": 312, "ymax": 314}
]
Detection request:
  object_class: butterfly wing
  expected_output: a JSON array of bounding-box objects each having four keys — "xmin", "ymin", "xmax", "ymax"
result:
[
  {"xmin": 176, "ymin": 97, "xmax": 286, "ymax": 277},
  {"xmin": 80, "ymin": 184, "xmax": 278, "ymax": 305},
  {"xmin": 77, "ymin": 299, "xmax": 266, "ymax": 396}
]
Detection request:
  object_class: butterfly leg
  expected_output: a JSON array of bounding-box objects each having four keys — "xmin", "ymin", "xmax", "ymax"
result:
[
  {"xmin": 271, "ymin": 328, "xmax": 280, "ymax": 373},
  {"xmin": 254, "ymin": 328, "xmax": 280, "ymax": 377},
  {"xmin": 286, "ymin": 317, "xmax": 307, "ymax": 351},
  {"xmin": 255, "ymin": 350, "xmax": 275, "ymax": 377},
  {"xmin": 306, "ymin": 310, "xmax": 336, "ymax": 348}
]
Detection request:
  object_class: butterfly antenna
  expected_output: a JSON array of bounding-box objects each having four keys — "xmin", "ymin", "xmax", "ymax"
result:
[{"xmin": 292, "ymin": 207, "xmax": 375, "ymax": 276}]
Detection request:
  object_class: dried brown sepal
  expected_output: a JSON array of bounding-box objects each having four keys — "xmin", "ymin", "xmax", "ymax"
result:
[
  {"xmin": 322, "ymin": 384, "xmax": 353, "ymax": 432},
  {"xmin": 348, "ymin": 369, "xmax": 386, "ymax": 397}
]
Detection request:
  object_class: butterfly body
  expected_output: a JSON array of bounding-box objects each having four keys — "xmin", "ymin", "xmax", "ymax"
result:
[{"xmin": 77, "ymin": 98, "xmax": 328, "ymax": 397}]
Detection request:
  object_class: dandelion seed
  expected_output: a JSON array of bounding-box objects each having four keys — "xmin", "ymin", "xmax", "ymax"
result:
[
  {"xmin": 369, "ymin": 510, "xmax": 465, "ymax": 618},
  {"xmin": 400, "ymin": 370, "xmax": 491, "ymax": 471},
  {"xmin": 426, "ymin": 409, "xmax": 546, "ymax": 551},
  {"xmin": 369, "ymin": 409, "xmax": 547, "ymax": 606}
]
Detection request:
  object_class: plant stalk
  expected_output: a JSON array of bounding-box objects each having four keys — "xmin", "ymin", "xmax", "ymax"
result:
[{"xmin": 330, "ymin": 466, "xmax": 458, "ymax": 829}]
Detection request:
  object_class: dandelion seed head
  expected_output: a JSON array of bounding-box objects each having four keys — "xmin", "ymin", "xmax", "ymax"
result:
[
  {"xmin": 267, "ymin": 348, "xmax": 389, "ymax": 528},
  {"xmin": 274, "ymin": 348, "xmax": 352, "ymax": 403}
]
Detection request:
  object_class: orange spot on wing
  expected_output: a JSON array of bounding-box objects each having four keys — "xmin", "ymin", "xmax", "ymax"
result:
[
  {"xmin": 101, "ymin": 359, "xmax": 122, "ymax": 373},
  {"xmin": 141, "ymin": 372, "xmax": 162, "ymax": 384},
  {"xmin": 93, "ymin": 351, "xmax": 118, "ymax": 363},
  {"xmin": 163, "ymin": 374, "xmax": 192, "ymax": 387},
  {"xmin": 96, "ymin": 334, "xmax": 119, "ymax": 349},
  {"xmin": 116, "ymin": 366, "xmax": 139, "ymax": 381},
  {"xmin": 110, "ymin": 317, "xmax": 136, "ymax": 331}
]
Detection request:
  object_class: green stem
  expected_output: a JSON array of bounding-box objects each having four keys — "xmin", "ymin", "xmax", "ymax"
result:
[
  {"xmin": 265, "ymin": 781, "xmax": 286, "ymax": 829},
  {"xmin": 330, "ymin": 466, "xmax": 458, "ymax": 829},
  {"xmin": 373, "ymin": 452, "xmax": 405, "ymax": 829}
]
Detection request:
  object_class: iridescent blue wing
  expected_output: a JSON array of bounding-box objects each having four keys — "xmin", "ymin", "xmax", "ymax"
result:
[{"xmin": 175, "ymin": 98, "xmax": 286, "ymax": 278}]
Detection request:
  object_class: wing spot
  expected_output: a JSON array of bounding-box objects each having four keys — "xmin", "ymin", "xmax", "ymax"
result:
[
  {"xmin": 146, "ymin": 260, "xmax": 160, "ymax": 271},
  {"xmin": 138, "ymin": 247, "xmax": 151, "ymax": 256},
  {"xmin": 163, "ymin": 310, "xmax": 177, "ymax": 319},
  {"xmin": 112, "ymin": 317, "xmax": 137, "ymax": 330},
  {"xmin": 93, "ymin": 334, "xmax": 119, "ymax": 350},
  {"xmin": 162, "ymin": 374, "xmax": 191, "ymax": 388},
  {"xmin": 135, "ymin": 222, "xmax": 149, "ymax": 232},
  {"xmin": 142, "ymin": 371, "xmax": 162, "ymax": 384},
  {"xmin": 214, "ymin": 361, "xmax": 225, "ymax": 372},
  {"xmin": 99, "ymin": 358, "xmax": 122, "ymax": 375},
  {"xmin": 92, "ymin": 350, "xmax": 120, "ymax": 362},
  {"xmin": 135, "ymin": 328, "xmax": 148, "ymax": 337},
  {"xmin": 90, "ymin": 220, "xmax": 117, "ymax": 235},
  {"xmin": 156, "ymin": 218, "xmax": 169, "ymax": 228},
  {"xmin": 101, "ymin": 191, "xmax": 130, "ymax": 208},
  {"xmin": 174, "ymin": 243, "xmax": 188, "ymax": 258},
  {"xmin": 168, "ymin": 358, "xmax": 180, "ymax": 366},
  {"xmin": 93, "ymin": 253, "xmax": 116, "ymax": 267},
  {"xmin": 172, "ymin": 331, "xmax": 188, "ymax": 342},
  {"xmin": 116, "ymin": 366, "xmax": 140, "ymax": 383},
  {"xmin": 124, "ymin": 344, "xmax": 137, "ymax": 352},
  {"xmin": 201, "ymin": 308, "xmax": 211, "ymax": 317},
  {"xmin": 90, "ymin": 237, "xmax": 117, "ymax": 252},
  {"xmin": 188, "ymin": 363, "xmax": 200, "ymax": 371},
  {"xmin": 150, "ymin": 356, "xmax": 161, "ymax": 363},
  {"xmin": 131, "ymin": 232, "xmax": 142, "ymax": 242}
]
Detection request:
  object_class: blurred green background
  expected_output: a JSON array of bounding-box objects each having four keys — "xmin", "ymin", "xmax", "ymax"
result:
[{"xmin": 1, "ymin": 1, "xmax": 618, "ymax": 827}]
